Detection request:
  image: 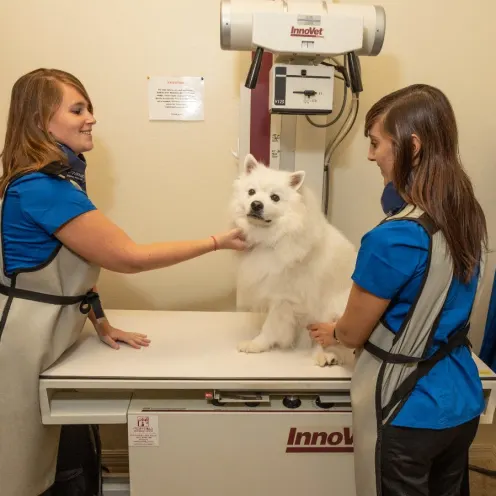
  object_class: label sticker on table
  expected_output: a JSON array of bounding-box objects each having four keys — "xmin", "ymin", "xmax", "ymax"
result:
[{"xmin": 128, "ymin": 414, "xmax": 159, "ymax": 447}]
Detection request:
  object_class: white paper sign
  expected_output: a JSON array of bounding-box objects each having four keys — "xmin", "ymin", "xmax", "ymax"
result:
[
  {"xmin": 148, "ymin": 76, "xmax": 204, "ymax": 121},
  {"xmin": 128, "ymin": 414, "xmax": 159, "ymax": 447}
]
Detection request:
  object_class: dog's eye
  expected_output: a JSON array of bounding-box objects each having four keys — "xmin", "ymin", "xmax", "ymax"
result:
[
  {"xmin": 248, "ymin": 189, "xmax": 256, "ymax": 196},
  {"xmin": 271, "ymin": 194, "xmax": 280, "ymax": 202}
]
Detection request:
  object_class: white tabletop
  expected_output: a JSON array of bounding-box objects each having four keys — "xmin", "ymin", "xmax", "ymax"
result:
[
  {"xmin": 41, "ymin": 309, "xmax": 354, "ymax": 382},
  {"xmin": 41, "ymin": 309, "xmax": 496, "ymax": 383}
]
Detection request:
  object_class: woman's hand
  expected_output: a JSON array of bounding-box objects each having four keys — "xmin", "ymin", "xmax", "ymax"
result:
[
  {"xmin": 95, "ymin": 320, "xmax": 151, "ymax": 350},
  {"xmin": 213, "ymin": 228, "xmax": 247, "ymax": 251},
  {"xmin": 307, "ymin": 322, "xmax": 338, "ymax": 348}
]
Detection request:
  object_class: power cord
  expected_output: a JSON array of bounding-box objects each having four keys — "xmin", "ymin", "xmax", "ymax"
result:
[
  {"xmin": 305, "ymin": 86, "xmax": 348, "ymax": 128},
  {"xmin": 323, "ymin": 93, "xmax": 359, "ymax": 215},
  {"xmin": 301, "ymin": 53, "xmax": 362, "ymax": 216},
  {"xmin": 305, "ymin": 59, "xmax": 349, "ymax": 129},
  {"xmin": 469, "ymin": 464, "xmax": 496, "ymax": 478}
]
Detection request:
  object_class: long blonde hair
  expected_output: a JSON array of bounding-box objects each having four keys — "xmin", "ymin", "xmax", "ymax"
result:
[{"xmin": 0, "ymin": 68, "xmax": 93, "ymax": 196}]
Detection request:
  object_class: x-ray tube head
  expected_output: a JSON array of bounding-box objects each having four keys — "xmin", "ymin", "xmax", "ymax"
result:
[{"xmin": 220, "ymin": 0, "xmax": 386, "ymax": 57}]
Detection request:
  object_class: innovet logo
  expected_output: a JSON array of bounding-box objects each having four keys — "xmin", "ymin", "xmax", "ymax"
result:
[
  {"xmin": 286, "ymin": 427, "xmax": 354, "ymax": 453},
  {"xmin": 290, "ymin": 26, "xmax": 324, "ymax": 38}
]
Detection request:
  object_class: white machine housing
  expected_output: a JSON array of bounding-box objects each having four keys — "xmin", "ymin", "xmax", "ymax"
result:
[
  {"xmin": 221, "ymin": 0, "xmax": 386, "ymax": 58},
  {"xmin": 269, "ymin": 63, "xmax": 335, "ymax": 114}
]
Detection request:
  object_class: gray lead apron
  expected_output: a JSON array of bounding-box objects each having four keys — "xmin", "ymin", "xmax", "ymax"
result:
[
  {"xmin": 350, "ymin": 205, "xmax": 485, "ymax": 496},
  {"xmin": 0, "ymin": 174, "xmax": 102, "ymax": 496}
]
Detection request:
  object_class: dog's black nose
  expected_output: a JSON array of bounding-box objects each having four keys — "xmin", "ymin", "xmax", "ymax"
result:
[{"xmin": 251, "ymin": 200, "xmax": 264, "ymax": 212}]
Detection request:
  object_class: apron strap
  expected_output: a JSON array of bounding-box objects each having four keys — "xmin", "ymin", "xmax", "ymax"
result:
[
  {"xmin": 0, "ymin": 283, "xmax": 105, "ymax": 318},
  {"xmin": 79, "ymin": 290, "xmax": 105, "ymax": 320},
  {"xmin": 381, "ymin": 323, "xmax": 471, "ymax": 420},
  {"xmin": 364, "ymin": 341, "xmax": 424, "ymax": 364}
]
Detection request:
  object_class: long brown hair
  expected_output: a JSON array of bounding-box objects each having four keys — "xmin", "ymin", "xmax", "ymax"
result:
[
  {"xmin": 0, "ymin": 68, "xmax": 93, "ymax": 196},
  {"xmin": 365, "ymin": 84, "xmax": 487, "ymax": 283}
]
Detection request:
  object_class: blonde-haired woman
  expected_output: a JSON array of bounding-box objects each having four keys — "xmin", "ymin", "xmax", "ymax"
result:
[{"xmin": 0, "ymin": 68, "xmax": 245, "ymax": 495}]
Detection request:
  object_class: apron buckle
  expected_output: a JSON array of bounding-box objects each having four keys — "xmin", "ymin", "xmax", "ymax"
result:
[{"xmin": 79, "ymin": 291, "xmax": 105, "ymax": 320}]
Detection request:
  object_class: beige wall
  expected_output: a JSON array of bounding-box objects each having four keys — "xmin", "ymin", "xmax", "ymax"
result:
[{"xmin": 1, "ymin": 0, "xmax": 495, "ymax": 444}]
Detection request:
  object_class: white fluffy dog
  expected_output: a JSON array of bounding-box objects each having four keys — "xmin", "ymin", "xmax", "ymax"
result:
[{"xmin": 230, "ymin": 154, "xmax": 358, "ymax": 367}]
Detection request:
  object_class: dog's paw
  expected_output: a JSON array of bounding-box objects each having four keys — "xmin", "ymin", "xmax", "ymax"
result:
[
  {"xmin": 313, "ymin": 351, "xmax": 340, "ymax": 367},
  {"xmin": 237, "ymin": 339, "xmax": 270, "ymax": 353}
]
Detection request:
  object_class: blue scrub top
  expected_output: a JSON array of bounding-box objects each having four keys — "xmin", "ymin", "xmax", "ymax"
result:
[
  {"xmin": 2, "ymin": 172, "xmax": 96, "ymax": 276},
  {"xmin": 352, "ymin": 219, "xmax": 485, "ymax": 429}
]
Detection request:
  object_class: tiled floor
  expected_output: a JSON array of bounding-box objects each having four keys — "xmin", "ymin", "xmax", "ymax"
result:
[{"xmin": 469, "ymin": 458, "xmax": 496, "ymax": 496}]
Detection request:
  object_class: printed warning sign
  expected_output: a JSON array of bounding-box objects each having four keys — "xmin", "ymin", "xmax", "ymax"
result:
[
  {"xmin": 147, "ymin": 76, "xmax": 204, "ymax": 121},
  {"xmin": 128, "ymin": 414, "xmax": 159, "ymax": 447}
]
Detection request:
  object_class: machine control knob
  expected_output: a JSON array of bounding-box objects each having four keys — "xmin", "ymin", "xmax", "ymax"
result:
[
  {"xmin": 283, "ymin": 396, "xmax": 301, "ymax": 409},
  {"xmin": 315, "ymin": 396, "xmax": 334, "ymax": 409},
  {"xmin": 293, "ymin": 89, "xmax": 317, "ymax": 97}
]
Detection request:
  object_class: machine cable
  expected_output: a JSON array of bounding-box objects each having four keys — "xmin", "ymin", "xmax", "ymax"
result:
[{"xmin": 305, "ymin": 52, "xmax": 363, "ymax": 215}]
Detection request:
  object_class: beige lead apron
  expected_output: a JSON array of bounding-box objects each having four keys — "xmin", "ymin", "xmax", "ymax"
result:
[
  {"xmin": 350, "ymin": 205, "xmax": 485, "ymax": 496},
  {"xmin": 0, "ymin": 177, "xmax": 101, "ymax": 495}
]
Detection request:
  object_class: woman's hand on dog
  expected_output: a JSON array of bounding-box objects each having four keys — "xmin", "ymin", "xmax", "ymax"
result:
[
  {"xmin": 307, "ymin": 322, "xmax": 338, "ymax": 347},
  {"xmin": 214, "ymin": 228, "xmax": 247, "ymax": 251}
]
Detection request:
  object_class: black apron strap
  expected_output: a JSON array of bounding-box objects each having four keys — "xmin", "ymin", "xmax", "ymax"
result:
[
  {"xmin": 0, "ymin": 284, "xmax": 105, "ymax": 318},
  {"xmin": 381, "ymin": 324, "xmax": 471, "ymax": 420},
  {"xmin": 364, "ymin": 341, "xmax": 424, "ymax": 364}
]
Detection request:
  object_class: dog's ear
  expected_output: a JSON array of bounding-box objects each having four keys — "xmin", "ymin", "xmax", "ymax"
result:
[
  {"xmin": 289, "ymin": 171, "xmax": 305, "ymax": 190},
  {"xmin": 244, "ymin": 154, "xmax": 259, "ymax": 175}
]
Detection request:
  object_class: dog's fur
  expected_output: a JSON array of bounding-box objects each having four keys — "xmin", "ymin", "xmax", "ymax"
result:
[{"xmin": 230, "ymin": 154, "xmax": 358, "ymax": 367}]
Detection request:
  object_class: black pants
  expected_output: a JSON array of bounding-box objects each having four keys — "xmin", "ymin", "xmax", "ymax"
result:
[
  {"xmin": 39, "ymin": 425, "xmax": 100, "ymax": 496},
  {"xmin": 40, "ymin": 469, "xmax": 87, "ymax": 496},
  {"xmin": 381, "ymin": 416, "xmax": 479, "ymax": 496}
]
